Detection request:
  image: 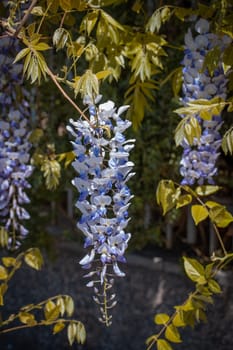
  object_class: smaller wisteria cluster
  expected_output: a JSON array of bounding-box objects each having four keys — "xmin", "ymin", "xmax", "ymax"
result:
[
  {"xmin": 0, "ymin": 37, "xmax": 33, "ymax": 249},
  {"xmin": 180, "ymin": 18, "xmax": 231, "ymax": 185},
  {"xmin": 67, "ymin": 95, "xmax": 135, "ymax": 325}
]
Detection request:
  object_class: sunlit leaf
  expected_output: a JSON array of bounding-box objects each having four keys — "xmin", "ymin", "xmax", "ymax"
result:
[
  {"xmin": 76, "ymin": 322, "xmax": 86, "ymax": 344},
  {"xmin": 176, "ymin": 194, "xmax": 192, "ymax": 209},
  {"xmin": 191, "ymin": 204, "xmax": 209, "ymax": 225},
  {"xmin": 172, "ymin": 311, "xmax": 186, "ymax": 327},
  {"xmin": 65, "ymin": 296, "xmax": 75, "ymax": 317},
  {"xmin": 67, "ymin": 322, "xmax": 76, "ymax": 346},
  {"xmin": 0, "ymin": 265, "xmax": 8, "ymax": 280},
  {"xmin": 157, "ymin": 338, "xmax": 173, "ymax": 350},
  {"xmin": 183, "ymin": 257, "xmax": 205, "ymax": 282},
  {"xmin": 156, "ymin": 180, "xmax": 176, "ymax": 215},
  {"xmin": 222, "ymin": 127, "xmax": 233, "ymax": 155},
  {"xmin": 195, "ymin": 185, "xmax": 220, "ymax": 197},
  {"xmin": 19, "ymin": 312, "xmax": 36, "ymax": 325},
  {"xmin": 13, "ymin": 48, "xmax": 31, "ymax": 64},
  {"xmin": 53, "ymin": 322, "xmax": 66, "ymax": 334},
  {"xmin": 154, "ymin": 313, "xmax": 170, "ymax": 325},
  {"xmin": 165, "ymin": 324, "xmax": 182, "ymax": 343},
  {"xmin": 2, "ymin": 257, "xmax": 16, "ymax": 267}
]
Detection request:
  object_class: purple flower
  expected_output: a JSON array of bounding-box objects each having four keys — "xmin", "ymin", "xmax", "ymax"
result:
[
  {"xmin": 67, "ymin": 95, "xmax": 135, "ymax": 325},
  {"xmin": 0, "ymin": 37, "xmax": 33, "ymax": 249},
  {"xmin": 180, "ymin": 18, "xmax": 231, "ymax": 185}
]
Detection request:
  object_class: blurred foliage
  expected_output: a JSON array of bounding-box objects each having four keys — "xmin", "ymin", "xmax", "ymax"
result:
[{"xmin": 0, "ymin": 247, "xmax": 86, "ymax": 345}]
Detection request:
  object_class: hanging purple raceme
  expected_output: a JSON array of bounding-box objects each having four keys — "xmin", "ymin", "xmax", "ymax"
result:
[
  {"xmin": 0, "ymin": 37, "xmax": 33, "ymax": 249},
  {"xmin": 67, "ymin": 95, "xmax": 135, "ymax": 325},
  {"xmin": 180, "ymin": 18, "xmax": 231, "ymax": 185}
]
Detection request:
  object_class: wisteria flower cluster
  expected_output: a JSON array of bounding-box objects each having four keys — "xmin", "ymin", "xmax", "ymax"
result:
[
  {"xmin": 0, "ymin": 37, "xmax": 33, "ymax": 249},
  {"xmin": 180, "ymin": 18, "xmax": 231, "ymax": 185},
  {"xmin": 67, "ymin": 95, "xmax": 135, "ymax": 325}
]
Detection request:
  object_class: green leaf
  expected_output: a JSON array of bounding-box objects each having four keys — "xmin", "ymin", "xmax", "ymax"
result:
[
  {"xmin": 96, "ymin": 70, "xmax": 112, "ymax": 80},
  {"xmin": 157, "ymin": 338, "xmax": 173, "ymax": 350},
  {"xmin": 176, "ymin": 194, "xmax": 192, "ymax": 209},
  {"xmin": 0, "ymin": 226, "xmax": 9, "ymax": 248},
  {"xmin": 59, "ymin": 0, "xmax": 72, "ymax": 11},
  {"xmin": 154, "ymin": 313, "xmax": 170, "ymax": 325},
  {"xmin": 53, "ymin": 28, "xmax": 69, "ymax": 50},
  {"xmin": 34, "ymin": 42, "xmax": 50, "ymax": 51},
  {"xmin": 174, "ymin": 7, "xmax": 194, "ymax": 21},
  {"xmin": 195, "ymin": 308, "xmax": 207, "ymax": 323},
  {"xmin": 41, "ymin": 159, "xmax": 61, "ymax": 190},
  {"xmin": 174, "ymin": 97, "xmax": 227, "ymax": 120},
  {"xmin": 165, "ymin": 324, "xmax": 182, "ymax": 343},
  {"xmin": 0, "ymin": 265, "xmax": 8, "ymax": 280},
  {"xmin": 2, "ymin": 257, "xmax": 16, "ymax": 267},
  {"xmin": 222, "ymin": 127, "xmax": 233, "ymax": 155},
  {"xmin": 195, "ymin": 185, "xmax": 220, "ymax": 197},
  {"xmin": 208, "ymin": 279, "xmax": 221, "ymax": 294},
  {"xmin": 24, "ymin": 248, "xmax": 43, "ymax": 270},
  {"xmin": 65, "ymin": 296, "xmax": 74, "ymax": 317},
  {"xmin": 156, "ymin": 180, "xmax": 176, "ymax": 215},
  {"xmin": 183, "ymin": 257, "xmax": 205, "ymax": 282},
  {"xmin": 44, "ymin": 301, "xmax": 60, "ymax": 321},
  {"xmin": 13, "ymin": 48, "xmax": 31, "ymax": 63},
  {"xmin": 172, "ymin": 67, "xmax": 183, "ymax": 96},
  {"xmin": 67, "ymin": 322, "xmax": 76, "ymax": 346},
  {"xmin": 207, "ymin": 202, "xmax": 233, "ymax": 228},
  {"xmin": 53, "ymin": 322, "xmax": 65, "ymax": 334},
  {"xmin": 76, "ymin": 322, "xmax": 86, "ymax": 344},
  {"xmin": 191, "ymin": 204, "xmax": 209, "ymax": 225},
  {"xmin": 19, "ymin": 312, "xmax": 36, "ymax": 325},
  {"xmin": 172, "ymin": 311, "xmax": 186, "ymax": 327},
  {"xmin": 56, "ymin": 297, "xmax": 66, "ymax": 316}
]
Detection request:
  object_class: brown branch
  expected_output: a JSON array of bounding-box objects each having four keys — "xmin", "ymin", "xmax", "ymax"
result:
[{"xmin": 14, "ymin": 0, "xmax": 38, "ymax": 37}]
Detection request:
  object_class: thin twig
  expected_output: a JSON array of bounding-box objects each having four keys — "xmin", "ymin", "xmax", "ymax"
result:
[
  {"xmin": 14, "ymin": 0, "xmax": 38, "ymax": 37},
  {"xmin": 46, "ymin": 67, "xmax": 92, "ymax": 125}
]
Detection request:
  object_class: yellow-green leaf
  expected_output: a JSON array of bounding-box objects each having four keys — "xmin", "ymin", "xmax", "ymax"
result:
[
  {"xmin": 13, "ymin": 48, "xmax": 30, "ymax": 63},
  {"xmin": 195, "ymin": 185, "xmax": 220, "ymax": 196},
  {"xmin": 191, "ymin": 204, "xmax": 209, "ymax": 225},
  {"xmin": 65, "ymin": 296, "xmax": 74, "ymax": 317},
  {"xmin": 183, "ymin": 257, "xmax": 205, "ymax": 282},
  {"xmin": 208, "ymin": 204, "xmax": 233, "ymax": 228},
  {"xmin": 19, "ymin": 312, "xmax": 36, "ymax": 325},
  {"xmin": 96, "ymin": 70, "xmax": 111, "ymax": 80},
  {"xmin": 208, "ymin": 279, "xmax": 221, "ymax": 294},
  {"xmin": 67, "ymin": 322, "xmax": 76, "ymax": 346},
  {"xmin": 156, "ymin": 180, "xmax": 176, "ymax": 215},
  {"xmin": 53, "ymin": 322, "xmax": 65, "ymax": 334},
  {"xmin": 76, "ymin": 322, "xmax": 86, "ymax": 344},
  {"xmin": 157, "ymin": 338, "xmax": 173, "ymax": 350},
  {"xmin": 34, "ymin": 42, "xmax": 50, "ymax": 51},
  {"xmin": 2, "ymin": 257, "xmax": 16, "ymax": 267},
  {"xmin": 59, "ymin": 0, "xmax": 71, "ymax": 11},
  {"xmin": 24, "ymin": 248, "xmax": 43, "ymax": 270},
  {"xmin": 154, "ymin": 313, "xmax": 170, "ymax": 325},
  {"xmin": 44, "ymin": 301, "xmax": 60, "ymax": 321},
  {"xmin": 172, "ymin": 311, "xmax": 186, "ymax": 327},
  {"xmin": 165, "ymin": 324, "xmax": 182, "ymax": 343},
  {"xmin": 0, "ymin": 265, "xmax": 8, "ymax": 280},
  {"xmin": 176, "ymin": 194, "xmax": 192, "ymax": 209}
]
